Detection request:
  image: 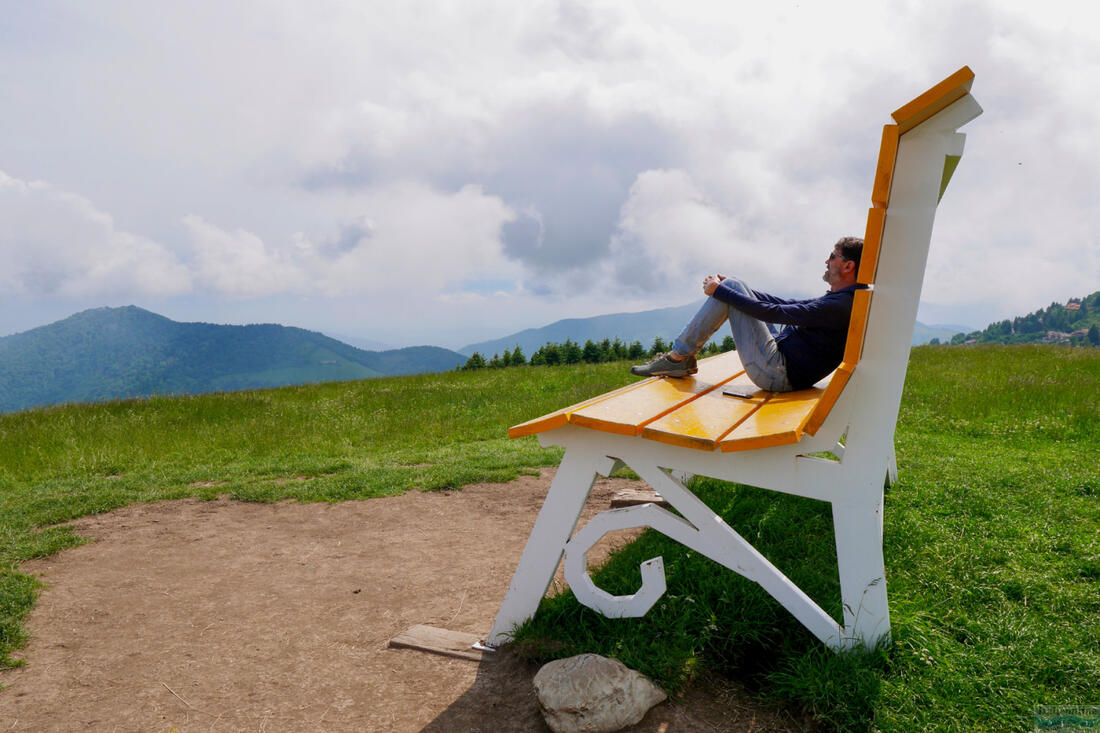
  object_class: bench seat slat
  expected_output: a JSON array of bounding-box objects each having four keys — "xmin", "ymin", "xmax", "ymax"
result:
[
  {"xmin": 568, "ymin": 350, "xmax": 743, "ymax": 436},
  {"xmin": 506, "ymin": 379, "xmax": 653, "ymax": 439},
  {"xmin": 640, "ymin": 372, "xmax": 767, "ymax": 451},
  {"xmin": 718, "ymin": 387, "xmax": 824, "ymax": 452}
]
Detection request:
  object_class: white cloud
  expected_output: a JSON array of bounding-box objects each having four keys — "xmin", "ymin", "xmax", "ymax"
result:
[
  {"xmin": 0, "ymin": 170, "xmax": 192, "ymax": 298},
  {"xmin": 182, "ymin": 183, "xmax": 519, "ymax": 300},
  {"xmin": 2, "ymin": 1, "xmax": 1099, "ymax": 342},
  {"xmin": 313, "ymin": 183, "xmax": 521, "ymax": 297},
  {"xmin": 184, "ymin": 215, "xmax": 311, "ymax": 298},
  {"xmin": 0, "ymin": 168, "xmax": 521, "ymax": 309},
  {"xmin": 607, "ymin": 170, "xmax": 744, "ymax": 292},
  {"xmin": 915, "ymin": 0, "xmax": 1100, "ymax": 323}
]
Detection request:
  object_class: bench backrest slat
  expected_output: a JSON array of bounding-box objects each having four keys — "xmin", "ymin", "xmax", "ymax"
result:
[
  {"xmin": 870, "ymin": 125, "xmax": 900, "ymax": 210},
  {"xmin": 892, "ymin": 67, "xmax": 975, "ymax": 134},
  {"xmin": 803, "ymin": 287, "xmax": 872, "ymax": 435},
  {"xmin": 858, "ymin": 205, "xmax": 888, "ymax": 286}
]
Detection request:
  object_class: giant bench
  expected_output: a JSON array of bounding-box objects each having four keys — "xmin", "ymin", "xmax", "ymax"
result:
[{"xmin": 486, "ymin": 68, "xmax": 983, "ymax": 651}]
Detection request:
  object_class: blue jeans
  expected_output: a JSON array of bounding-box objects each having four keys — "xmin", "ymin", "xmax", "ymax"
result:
[{"xmin": 672, "ymin": 276, "xmax": 793, "ymax": 392}]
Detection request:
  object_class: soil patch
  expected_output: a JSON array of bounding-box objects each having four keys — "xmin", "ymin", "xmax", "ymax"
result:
[{"xmin": 1, "ymin": 470, "xmax": 807, "ymax": 732}]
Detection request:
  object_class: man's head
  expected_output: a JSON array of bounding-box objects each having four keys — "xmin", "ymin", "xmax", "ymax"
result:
[{"xmin": 823, "ymin": 236, "xmax": 863, "ymax": 291}]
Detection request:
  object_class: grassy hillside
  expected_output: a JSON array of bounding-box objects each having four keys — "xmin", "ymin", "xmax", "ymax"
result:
[
  {"xmin": 949, "ymin": 291, "xmax": 1100, "ymax": 346},
  {"xmin": 2, "ymin": 346, "xmax": 1097, "ymax": 731},
  {"xmin": 910, "ymin": 320, "xmax": 968, "ymax": 345},
  {"xmin": 515, "ymin": 346, "xmax": 1100, "ymax": 731}
]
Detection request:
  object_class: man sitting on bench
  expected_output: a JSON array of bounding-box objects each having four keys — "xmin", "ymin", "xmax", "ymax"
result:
[{"xmin": 631, "ymin": 237, "xmax": 865, "ymax": 392}]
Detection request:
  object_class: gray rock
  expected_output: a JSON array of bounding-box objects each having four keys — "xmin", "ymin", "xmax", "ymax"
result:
[{"xmin": 533, "ymin": 653, "xmax": 667, "ymax": 733}]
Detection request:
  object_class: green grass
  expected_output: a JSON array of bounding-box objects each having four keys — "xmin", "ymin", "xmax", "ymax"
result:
[
  {"xmin": 512, "ymin": 345, "xmax": 1100, "ymax": 731},
  {"xmin": 2, "ymin": 346, "xmax": 1098, "ymax": 732},
  {"xmin": 0, "ymin": 363, "xmax": 634, "ymax": 670}
]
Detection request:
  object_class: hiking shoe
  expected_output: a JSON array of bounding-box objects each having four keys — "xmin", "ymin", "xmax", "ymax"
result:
[{"xmin": 630, "ymin": 352, "xmax": 698, "ymax": 378}]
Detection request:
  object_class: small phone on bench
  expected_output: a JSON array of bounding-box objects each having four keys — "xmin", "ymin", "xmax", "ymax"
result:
[{"xmin": 723, "ymin": 384, "xmax": 762, "ymax": 399}]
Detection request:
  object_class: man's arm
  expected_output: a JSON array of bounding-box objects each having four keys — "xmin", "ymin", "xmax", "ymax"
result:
[
  {"xmin": 710, "ymin": 280, "xmax": 852, "ymax": 329},
  {"xmin": 703, "ymin": 274, "xmax": 804, "ymax": 306}
]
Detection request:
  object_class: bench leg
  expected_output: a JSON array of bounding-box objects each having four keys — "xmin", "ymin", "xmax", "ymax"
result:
[
  {"xmin": 832, "ymin": 492, "xmax": 891, "ymax": 650},
  {"xmin": 486, "ymin": 445, "xmax": 613, "ymax": 647}
]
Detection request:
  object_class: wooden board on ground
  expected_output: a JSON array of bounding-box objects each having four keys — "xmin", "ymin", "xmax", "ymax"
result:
[
  {"xmin": 388, "ymin": 624, "xmax": 488, "ymax": 662},
  {"xmin": 610, "ymin": 487, "xmax": 669, "ymax": 508}
]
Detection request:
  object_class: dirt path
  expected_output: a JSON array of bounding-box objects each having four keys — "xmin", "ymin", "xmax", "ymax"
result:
[{"xmin": 0, "ymin": 470, "xmax": 806, "ymax": 732}]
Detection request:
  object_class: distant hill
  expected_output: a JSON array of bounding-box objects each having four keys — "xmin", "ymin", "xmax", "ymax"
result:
[
  {"xmin": 462, "ymin": 300, "xmax": 970, "ymax": 358},
  {"xmin": 912, "ymin": 321, "xmax": 970, "ymax": 346},
  {"xmin": 461, "ymin": 301, "xmax": 705, "ymax": 358},
  {"xmin": 945, "ymin": 291, "xmax": 1100, "ymax": 346},
  {"xmin": 0, "ymin": 306, "xmax": 465, "ymax": 413}
]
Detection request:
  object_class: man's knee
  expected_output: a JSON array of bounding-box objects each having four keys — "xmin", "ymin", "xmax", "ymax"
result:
[{"xmin": 719, "ymin": 275, "xmax": 751, "ymax": 295}]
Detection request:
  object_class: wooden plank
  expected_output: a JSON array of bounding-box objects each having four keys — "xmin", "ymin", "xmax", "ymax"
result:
[
  {"xmin": 388, "ymin": 624, "xmax": 487, "ymax": 662},
  {"xmin": 508, "ymin": 379, "xmax": 652, "ymax": 438},
  {"xmin": 871, "ymin": 124, "xmax": 899, "ymax": 208},
  {"xmin": 718, "ymin": 388, "xmax": 822, "ymax": 452},
  {"xmin": 858, "ymin": 207, "xmax": 886, "ymax": 285},
  {"xmin": 801, "ymin": 281, "xmax": 871, "ymax": 435},
  {"xmin": 891, "ymin": 66, "xmax": 974, "ymax": 135},
  {"xmin": 695, "ymin": 349, "xmax": 745, "ymax": 372},
  {"xmin": 803, "ymin": 365, "xmax": 852, "ymax": 436},
  {"xmin": 610, "ymin": 487, "xmax": 669, "ymax": 508},
  {"xmin": 640, "ymin": 373, "xmax": 767, "ymax": 451},
  {"xmin": 842, "ymin": 288, "xmax": 873, "ymax": 366},
  {"xmin": 568, "ymin": 351, "xmax": 744, "ymax": 436}
]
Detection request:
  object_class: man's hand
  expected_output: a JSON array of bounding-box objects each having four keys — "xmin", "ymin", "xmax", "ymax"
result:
[{"xmin": 703, "ymin": 274, "xmax": 726, "ymax": 296}]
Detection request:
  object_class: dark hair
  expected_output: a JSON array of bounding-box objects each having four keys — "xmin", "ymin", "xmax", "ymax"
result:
[{"xmin": 835, "ymin": 236, "xmax": 863, "ymax": 269}]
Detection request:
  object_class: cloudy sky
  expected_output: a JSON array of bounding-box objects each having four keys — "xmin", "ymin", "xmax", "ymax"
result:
[{"xmin": 2, "ymin": 1, "xmax": 1097, "ymax": 349}]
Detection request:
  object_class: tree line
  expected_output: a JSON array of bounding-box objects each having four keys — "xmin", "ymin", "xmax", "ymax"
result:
[
  {"xmin": 460, "ymin": 335, "xmax": 737, "ymax": 370},
  {"xmin": 930, "ymin": 291, "xmax": 1100, "ymax": 347}
]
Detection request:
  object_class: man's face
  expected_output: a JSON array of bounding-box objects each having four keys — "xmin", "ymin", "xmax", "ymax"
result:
[{"xmin": 823, "ymin": 245, "xmax": 850, "ymax": 290}]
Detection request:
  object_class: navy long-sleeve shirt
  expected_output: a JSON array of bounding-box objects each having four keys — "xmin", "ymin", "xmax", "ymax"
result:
[{"xmin": 711, "ymin": 281, "xmax": 867, "ymax": 390}]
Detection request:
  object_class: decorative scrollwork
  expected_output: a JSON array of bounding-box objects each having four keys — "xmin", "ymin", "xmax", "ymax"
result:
[{"xmin": 563, "ymin": 503, "xmax": 701, "ymax": 617}]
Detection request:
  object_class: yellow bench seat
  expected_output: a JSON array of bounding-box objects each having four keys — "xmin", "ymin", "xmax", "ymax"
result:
[
  {"xmin": 509, "ymin": 284, "xmax": 872, "ymax": 453},
  {"xmin": 508, "ymin": 350, "xmax": 837, "ymax": 453}
]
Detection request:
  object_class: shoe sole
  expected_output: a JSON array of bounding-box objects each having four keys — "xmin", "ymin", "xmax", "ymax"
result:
[{"xmin": 631, "ymin": 368, "xmax": 698, "ymax": 378}]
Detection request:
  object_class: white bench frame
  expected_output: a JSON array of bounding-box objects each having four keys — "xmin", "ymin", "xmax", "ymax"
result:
[{"xmin": 487, "ymin": 82, "xmax": 982, "ymax": 652}]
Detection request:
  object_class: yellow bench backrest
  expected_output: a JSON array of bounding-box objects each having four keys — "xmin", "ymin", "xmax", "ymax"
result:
[{"xmin": 804, "ymin": 66, "xmax": 974, "ymax": 436}]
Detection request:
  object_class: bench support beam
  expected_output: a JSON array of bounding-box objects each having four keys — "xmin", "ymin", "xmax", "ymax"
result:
[
  {"xmin": 487, "ymin": 432, "xmax": 891, "ymax": 650},
  {"xmin": 832, "ymin": 494, "xmax": 890, "ymax": 648},
  {"xmin": 486, "ymin": 444, "xmax": 612, "ymax": 646}
]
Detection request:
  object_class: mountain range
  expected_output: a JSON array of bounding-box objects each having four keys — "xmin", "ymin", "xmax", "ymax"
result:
[
  {"xmin": 1, "ymin": 303, "xmax": 972, "ymax": 414},
  {"xmin": 460, "ymin": 301, "xmax": 704, "ymax": 357},
  {"xmin": 460, "ymin": 303, "xmax": 968, "ymax": 358},
  {"xmin": 0, "ymin": 307, "xmax": 465, "ymax": 414}
]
